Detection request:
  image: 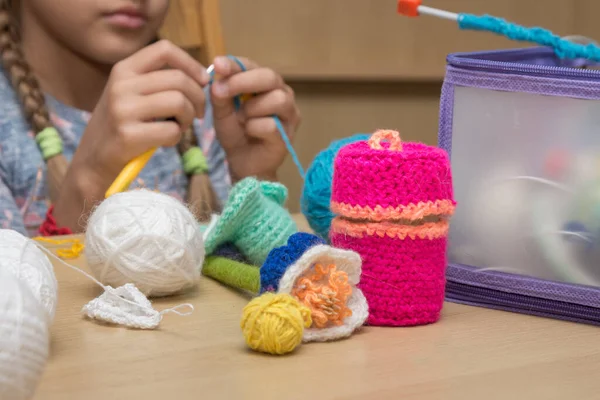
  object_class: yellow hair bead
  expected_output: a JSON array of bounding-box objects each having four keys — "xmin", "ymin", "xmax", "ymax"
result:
[{"xmin": 241, "ymin": 292, "xmax": 312, "ymax": 355}]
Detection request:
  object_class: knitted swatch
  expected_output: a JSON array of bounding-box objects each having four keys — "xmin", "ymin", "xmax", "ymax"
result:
[
  {"xmin": 330, "ymin": 129, "xmax": 456, "ymax": 326},
  {"xmin": 203, "ymin": 177, "xmax": 298, "ymax": 265},
  {"xmin": 202, "ymin": 256, "xmax": 260, "ymax": 293},
  {"xmin": 212, "ymin": 243, "xmax": 249, "ymax": 264},
  {"xmin": 202, "ymin": 232, "xmax": 368, "ymax": 342},
  {"xmin": 261, "ymin": 232, "xmax": 325, "ymax": 293},
  {"xmin": 269, "ymin": 233, "xmax": 368, "ymax": 342}
]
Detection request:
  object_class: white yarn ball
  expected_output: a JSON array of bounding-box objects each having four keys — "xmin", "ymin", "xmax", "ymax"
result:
[
  {"xmin": 0, "ymin": 272, "xmax": 50, "ymax": 400},
  {"xmin": 0, "ymin": 229, "xmax": 58, "ymax": 323},
  {"xmin": 85, "ymin": 189, "xmax": 204, "ymax": 297}
]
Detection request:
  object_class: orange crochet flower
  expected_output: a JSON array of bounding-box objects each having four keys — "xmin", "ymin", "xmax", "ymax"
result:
[{"xmin": 291, "ymin": 263, "xmax": 353, "ymax": 329}]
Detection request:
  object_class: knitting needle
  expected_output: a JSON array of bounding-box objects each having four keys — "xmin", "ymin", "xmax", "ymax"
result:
[
  {"xmin": 105, "ymin": 61, "xmax": 263, "ymax": 199},
  {"xmin": 397, "ymin": 0, "xmax": 600, "ymax": 60},
  {"xmin": 396, "ymin": 0, "xmax": 589, "ymax": 41},
  {"xmin": 397, "ymin": 0, "xmax": 458, "ymax": 21}
]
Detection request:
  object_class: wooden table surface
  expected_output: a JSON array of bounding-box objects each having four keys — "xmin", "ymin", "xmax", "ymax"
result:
[{"xmin": 35, "ymin": 215, "xmax": 600, "ymax": 400}]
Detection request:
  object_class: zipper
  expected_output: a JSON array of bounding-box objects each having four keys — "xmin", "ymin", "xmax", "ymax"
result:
[
  {"xmin": 447, "ymin": 47, "xmax": 600, "ymax": 80},
  {"xmin": 446, "ymin": 281, "xmax": 600, "ymax": 324}
]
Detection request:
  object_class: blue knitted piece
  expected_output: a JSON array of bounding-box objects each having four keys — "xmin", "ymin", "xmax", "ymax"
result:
[
  {"xmin": 301, "ymin": 134, "xmax": 371, "ymax": 241},
  {"xmin": 212, "ymin": 243, "xmax": 249, "ymax": 263},
  {"xmin": 458, "ymin": 14, "xmax": 600, "ymax": 61},
  {"xmin": 259, "ymin": 232, "xmax": 325, "ymax": 293}
]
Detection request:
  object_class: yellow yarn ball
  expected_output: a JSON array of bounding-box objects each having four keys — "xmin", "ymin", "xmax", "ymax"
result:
[{"xmin": 241, "ymin": 292, "xmax": 312, "ymax": 355}]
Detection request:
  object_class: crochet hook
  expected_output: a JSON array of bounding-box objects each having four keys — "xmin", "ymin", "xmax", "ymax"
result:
[
  {"xmin": 105, "ymin": 147, "xmax": 156, "ymax": 198},
  {"xmin": 396, "ymin": 0, "xmax": 600, "ymax": 62}
]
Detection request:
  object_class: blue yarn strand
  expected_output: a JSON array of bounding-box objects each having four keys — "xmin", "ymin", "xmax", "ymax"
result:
[
  {"xmin": 227, "ymin": 55, "xmax": 246, "ymax": 111},
  {"xmin": 205, "ymin": 55, "xmax": 305, "ymax": 179},
  {"xmin": 273, "ymin": 115, "xmax": 305, "ymax": 178},
  {"xmin": 227, "ymin": 55, "xmax": 247, "ymax": 73},
  {"xmin": 458, "ymin": 13, "xmax": 600, "ymax": 62}
]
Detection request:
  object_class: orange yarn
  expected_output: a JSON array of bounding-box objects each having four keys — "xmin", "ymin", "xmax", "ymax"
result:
[
  {"xmin": 291, "ymin": 263, "xmax": 353, "ymax": 329},
  {"xmin": 368, "ymin": 129, "xmax": 403, "ymax": 151},
  {"xmin": 331, "ymin": 199, "xmax": 455, "ymax": 222},
  {"xmin": 331, "ymin": 218, "xmax": 449, "ymax": 239}
]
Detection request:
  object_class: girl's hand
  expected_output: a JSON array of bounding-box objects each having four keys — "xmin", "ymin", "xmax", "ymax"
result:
[
  {"xmin": 76, "ymin": 40, "xmax": 209, "ymax": 186},
  {"xmin": 210, "ymin": 56, "xmax": 301, "ymax": 181},
  {"xmin": 55, "ymin": 40, "xmax": 209, "ymax": 230}
]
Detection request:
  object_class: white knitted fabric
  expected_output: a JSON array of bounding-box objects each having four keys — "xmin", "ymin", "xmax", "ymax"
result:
[
  {"xmin": 277, "ymin": 244, "xmax": 368, "ymax": 342},
  {"xmin": 81, "ymin": 284, "xmax": 193, "ymax": 330},
  {"xmin": 0, "ymin": 272, "xmax": 49, "ymax": 400},
  {"xmin": 0, "ymin": 229, "xmax": 58, "ymax": 323}
]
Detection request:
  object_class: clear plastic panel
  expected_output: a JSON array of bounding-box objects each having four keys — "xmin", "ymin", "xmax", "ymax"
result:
[{"xmin": 448, "ymin": 86, "xmax": 600, "ymax": 288}]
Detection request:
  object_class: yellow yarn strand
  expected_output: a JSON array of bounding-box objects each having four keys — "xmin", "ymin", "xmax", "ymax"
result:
[
  {"xmin": 241, "ymin": 292, "xmax": 312, "ymax": 355},
  {"xmin": 33, "ymin": 237, "xmax": 85, "ymax": 259}
]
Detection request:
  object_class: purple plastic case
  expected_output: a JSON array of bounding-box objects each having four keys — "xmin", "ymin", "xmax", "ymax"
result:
[{"xmin": 439, "ymin": 46, "xmax": 600, "ymax": 325}]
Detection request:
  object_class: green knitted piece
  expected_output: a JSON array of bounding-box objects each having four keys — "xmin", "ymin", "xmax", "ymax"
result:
[
  {"xmin": 202, "ymin": 256, "xmax": 260, "ymax": 293},
  {"xmin": 35, "ymin": 127, "xmax": 63, "ymax": 160},
  {"xmin": 204, "ymin": 177, "xmax": 298, "ymax": 265}
]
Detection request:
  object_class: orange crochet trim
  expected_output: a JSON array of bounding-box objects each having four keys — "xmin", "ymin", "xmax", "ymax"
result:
[
  {"xmin": 331, "ymin": 217, "xmax": 449, "ymax": 240},
  {"xmin": 368, "ymin": 129, "xmax": 403, "ymax": 151},
  {"xmin": 291, "ymin": 263, "xmax": 353, "ymax": 329},
  {"xmin": 331, "ymin": 199, "xmax": 455, "ymax": 221}
]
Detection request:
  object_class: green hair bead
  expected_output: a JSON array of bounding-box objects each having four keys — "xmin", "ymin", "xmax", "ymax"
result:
[
  {"xmin": 35, "ymin": 127, "xmax": 63, "ymax": 160},
  {"xmin": 182, "ymin": 147, "xmax": 209, "ymax": 175}
]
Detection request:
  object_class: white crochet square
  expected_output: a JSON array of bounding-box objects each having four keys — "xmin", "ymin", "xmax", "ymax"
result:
[{"xmin": 82, "ymin": 284, "xmax": 163, "ymax": 330}]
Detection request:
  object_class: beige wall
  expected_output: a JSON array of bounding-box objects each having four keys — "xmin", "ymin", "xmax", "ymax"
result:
[
  {"xmin": 169, "ymin": 0, "xmax": 600, "ymax": 212},
  {"xmin": 276, "ymin": 81, "xmax": 442, "ymax": 212},
  {"xmin": 220, "ymin": 0, "xmax": 587, "ymax": 80}
]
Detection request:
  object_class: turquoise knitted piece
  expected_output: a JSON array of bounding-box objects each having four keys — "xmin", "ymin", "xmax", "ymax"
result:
[
  {"xmin": 459, "ymin": 14, "xmax": 600, "ymax": 61},
  {"xmin": 204, "ymin": 177, "xmax": 298, "ymax": 265}
]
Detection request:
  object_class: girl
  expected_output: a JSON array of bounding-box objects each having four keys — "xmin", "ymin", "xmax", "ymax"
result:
[{"xmin": 0, "ymin": 0, "xmax": 301, "ymax": 236}]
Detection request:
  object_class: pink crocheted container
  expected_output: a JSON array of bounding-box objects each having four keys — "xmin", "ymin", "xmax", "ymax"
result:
[
  {"xmin": 331, "ymin": 130, "xmax": 455, "ymax": 222},
  {"xmin": 330, "ymin": 130, "xmax": 455, "ymax": 326}
]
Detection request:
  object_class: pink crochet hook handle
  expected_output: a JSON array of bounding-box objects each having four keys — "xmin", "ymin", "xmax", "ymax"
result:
[{"xmin": 368, "ymin": 129, "xmax": 403, "ymax": 151}]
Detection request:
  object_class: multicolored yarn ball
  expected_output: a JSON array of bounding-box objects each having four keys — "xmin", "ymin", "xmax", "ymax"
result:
[
  {"xmin": 301, "ymin": 134, "xmax": 371, "ymax": 240},
  {"xmin": 204, "ymin": 177, "xmax": 298, "ymax": 265},
  {"xmin": 241, "ymin": 292, "xmax": 312, "ymax": 355},
  {"xmin": 202, "ymin": 233, "xmax": 324, "ymax": 295},
  {"xmin": 330, "ymin": 129, "xmax": 456, "ymax": 326}
]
